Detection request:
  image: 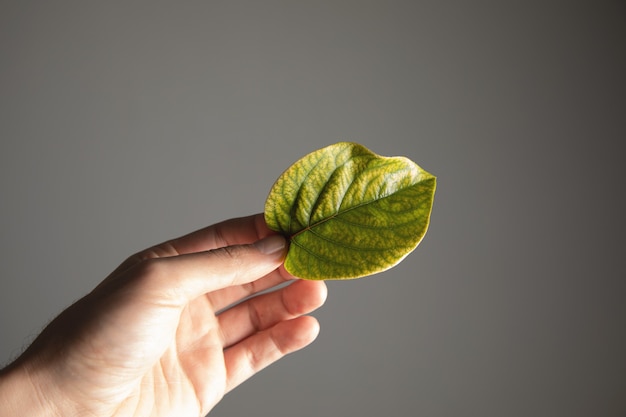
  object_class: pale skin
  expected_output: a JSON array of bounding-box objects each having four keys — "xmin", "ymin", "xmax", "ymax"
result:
[{"xmin": 0, "ymin": 214, "xmax": 327, "ymax": 417}]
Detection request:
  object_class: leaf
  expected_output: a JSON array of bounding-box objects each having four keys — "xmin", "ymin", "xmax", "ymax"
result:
[{"xmin": 264, "ymin": 142, "xmax": 436, "ymax": 280}]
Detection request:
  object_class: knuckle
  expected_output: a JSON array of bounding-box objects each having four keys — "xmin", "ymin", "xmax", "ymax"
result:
[
  {"xmin": 129, "ymin": 258, "xmax": 172, "ymax": 292},
  {"xmin": 129, "ymin": 258, "xmax": 186, "ymax": 303},
  {"xmin": 134, "ymin": 257, "xmax": 168, "ymax": 278}
]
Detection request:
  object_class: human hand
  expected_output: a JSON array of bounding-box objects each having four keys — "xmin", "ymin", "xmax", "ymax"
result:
[{"xmin": 0, "ymin": 214, "xmax": 327, "ymax": 417}]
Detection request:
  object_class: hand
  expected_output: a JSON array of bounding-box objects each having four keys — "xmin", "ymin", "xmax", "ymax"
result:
[{"xmin": 0, "ymin": 214, "xmax": 327, "ymax": 417}]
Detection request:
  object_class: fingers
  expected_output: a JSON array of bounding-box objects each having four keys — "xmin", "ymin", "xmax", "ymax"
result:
[
  {"xmin": 205, "ymin": 259, "xmax": 299, "ymax": 312},
  {"xmin": 167, "ymin": 213, "xmax": 274, "ymax": 253},
  {"xmin": 206, "ymin": 268, "xmax": 290, "ymax": 313},
  {"xmin": 217, "ymin": 279, "xmax": 327, "ymax": 348},
  {"xmin": 219, "ymin": 279, "xmax": 327, "ymax": 393},
  {"xmin": 223, "ymin": 315, "xmax": 321, "ymax": 393},
  {"xmin": 111, "ymin": 214, "xmax": 274, "ymax": 275},
  {"xmin": 126, "ymin": 234, "xmax": 288, "ymax": 307}
]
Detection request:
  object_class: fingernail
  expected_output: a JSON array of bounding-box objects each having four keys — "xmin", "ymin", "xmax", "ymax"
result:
[{"xmin": 254, "ymin": 235, "xmax": 287, "ymax": 255}]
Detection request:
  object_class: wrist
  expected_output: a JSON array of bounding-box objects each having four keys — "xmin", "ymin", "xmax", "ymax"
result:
[{"xmin": 0, "ymin": 358, "xmax": 66, "ymax": 417}]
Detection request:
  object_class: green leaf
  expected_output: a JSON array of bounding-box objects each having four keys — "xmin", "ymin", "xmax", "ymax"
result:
[{"xmin": 264, "ymin": 142, "xmax": 436, "ymax": 280}]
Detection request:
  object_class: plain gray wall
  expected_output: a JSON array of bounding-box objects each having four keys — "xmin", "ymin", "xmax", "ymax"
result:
[{"xmin": 1, "ymin": 1, "xmax": 625, "ymax": 416}]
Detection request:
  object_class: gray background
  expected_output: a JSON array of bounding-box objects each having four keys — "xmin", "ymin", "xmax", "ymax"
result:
[{"xmin": 1, "ymin": 1, "xmax": 625, "ymax": 416}]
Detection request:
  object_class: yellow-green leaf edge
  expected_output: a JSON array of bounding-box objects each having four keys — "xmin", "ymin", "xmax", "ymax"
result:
[{"xmin": 264, "ymin": 142, "xmax": 436, "ymax": 280}]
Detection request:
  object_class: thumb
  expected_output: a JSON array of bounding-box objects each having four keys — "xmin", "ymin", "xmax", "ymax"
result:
[{"xmin": 132, "ymin": 234, "xmax": 288, "ymax": 306}]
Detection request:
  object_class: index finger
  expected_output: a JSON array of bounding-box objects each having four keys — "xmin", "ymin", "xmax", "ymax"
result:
[
  {"xmin": 113, "ymin": 213, "xmax": 275, "ymax": 274},
  {"xmin": 169, "ymin": 213, "xmax": 274, "ymax": 254}
]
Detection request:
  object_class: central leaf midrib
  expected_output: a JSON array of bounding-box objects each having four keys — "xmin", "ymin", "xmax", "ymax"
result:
[
  {"xmin": 289, "ymin": 238, "xmax": 355, "ymax": 268},
  {"xmin": 304, "ymin": 226, "xmax": 408, "ymax": 252},
  {"xmin": 290, "ymin": 177, "xmax": 420, "ymax": 239}
]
